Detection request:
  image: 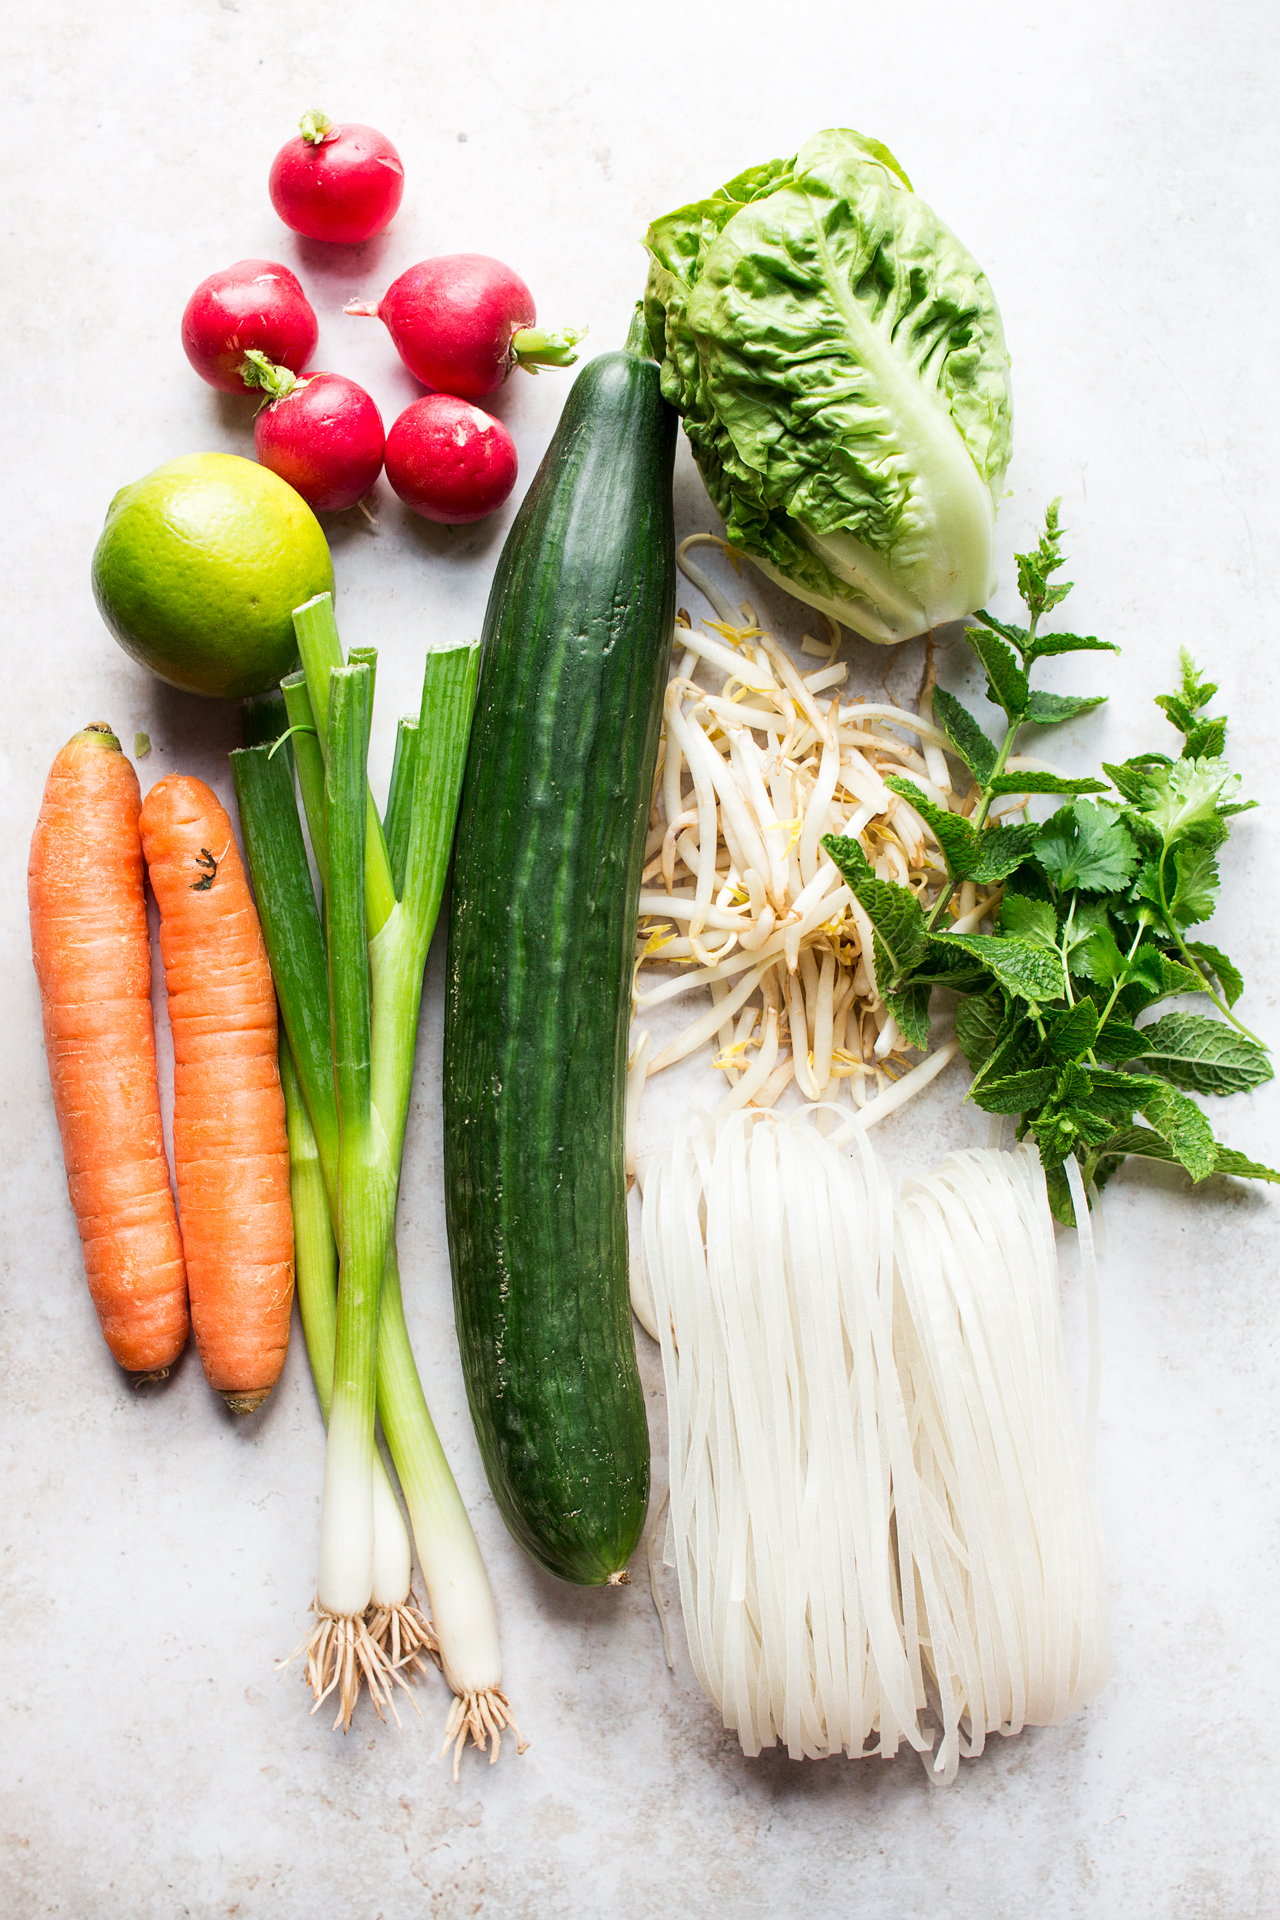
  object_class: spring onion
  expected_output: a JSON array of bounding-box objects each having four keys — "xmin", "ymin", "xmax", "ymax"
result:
[{"xmin": 232, "ymin": 601, "xmax": 523, "ymax": 1769}]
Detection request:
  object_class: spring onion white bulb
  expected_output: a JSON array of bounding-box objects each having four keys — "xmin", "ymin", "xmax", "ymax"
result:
[{"xmin": 641, "ymin": 1109, "xmax": 1109, "ymax": 1778}]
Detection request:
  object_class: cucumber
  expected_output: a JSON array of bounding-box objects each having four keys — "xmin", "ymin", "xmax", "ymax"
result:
[{"xmin": 443, "ymin": 336, "xmax": 676, "ymax": 1585}]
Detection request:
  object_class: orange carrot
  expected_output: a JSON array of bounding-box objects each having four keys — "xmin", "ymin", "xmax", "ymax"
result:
[
  {"xmin": 139, "ymin": 774, "xmax": 293, "ymax": 1412},
  {"xmin": 28, "ymin": 725, "xmax": 189, "ymax": 1377}
]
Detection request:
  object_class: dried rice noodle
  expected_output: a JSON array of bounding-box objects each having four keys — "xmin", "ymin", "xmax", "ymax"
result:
[{"xmin": 642, "ymin": 1110, "xmax": 1109, "ymax": 1779}]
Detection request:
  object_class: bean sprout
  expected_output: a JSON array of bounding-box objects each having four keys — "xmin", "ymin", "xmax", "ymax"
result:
[{"xmin": 635, "ymin": 544, "xmax": 1012, "ymax": 1128}]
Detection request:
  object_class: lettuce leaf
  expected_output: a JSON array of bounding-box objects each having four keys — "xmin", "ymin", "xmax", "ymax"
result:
[{"xmin": 643, "ymin": 128, "xmax": 1013, "ymax": 645}]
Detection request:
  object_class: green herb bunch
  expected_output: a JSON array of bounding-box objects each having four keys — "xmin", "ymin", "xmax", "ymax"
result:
[{"xmin": 822, "ymin": 502, "xmax": 1276, "ymax": 1225}]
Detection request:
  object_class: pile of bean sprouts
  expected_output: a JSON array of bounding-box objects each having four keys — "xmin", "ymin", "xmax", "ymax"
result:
[
  {"xmin": 639, "ymin": 1110, "xmax": 1109, "ymax": 1778},
  {"xmin": 628, "ymin": 537, "xmax": 1052, "ymax": 1148}
]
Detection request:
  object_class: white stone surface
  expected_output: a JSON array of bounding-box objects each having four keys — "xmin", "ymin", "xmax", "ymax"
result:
[{"xmin": 3, "ymin": 3, "xmax": 1278, "ymax": 1915}]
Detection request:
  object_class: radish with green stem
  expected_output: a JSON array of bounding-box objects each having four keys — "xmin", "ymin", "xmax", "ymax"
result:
[
  {"xmin": 181, "ymin": 260, "xmax": 318, "ymax": 394},
  {"xmin": 241, "ymin": 353, "xmax": 384, "ymax": 514},
  {"xmin": 346, "ymin": 253, "xmax": 584, "ymax": 399}
]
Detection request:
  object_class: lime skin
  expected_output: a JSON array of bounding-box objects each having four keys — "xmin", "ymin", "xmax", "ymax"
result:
[{"xmin": 92, "ymin": 452, "xmax": 334, "ymax": 699}]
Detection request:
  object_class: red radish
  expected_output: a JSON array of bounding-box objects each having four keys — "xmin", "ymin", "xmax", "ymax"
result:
[
  {"xmin": 346, "ymin": 254, "xmax": 584, "ymax": 400},
  {"xmin": 269, "ymin": 111, "xmax": 404, "ymax": 245},
  {"xmin": 240, "ymin": 353, "xmax": 385, "ymax": 514},
  {"xmin": 182, "ymin": 260, "xmax": 318, "ymax": 394},
  {"xmin": 384, "ymin": 395, "xmax": 517, "ymax": 525}
]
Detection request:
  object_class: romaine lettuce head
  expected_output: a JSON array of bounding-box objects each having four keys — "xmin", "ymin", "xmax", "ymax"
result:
[{"xmin": 643, "ymin": 129, "xmax": 1013, "ymax": 644}]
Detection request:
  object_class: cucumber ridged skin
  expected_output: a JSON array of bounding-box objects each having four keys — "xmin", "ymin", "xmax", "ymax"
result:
[{"xmin": 443, "ymin": 349, "xmax": 676, "ymax": 1586}]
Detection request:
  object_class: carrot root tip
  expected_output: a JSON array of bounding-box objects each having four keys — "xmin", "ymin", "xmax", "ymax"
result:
[
  {"xmin": 221, "ymin": 1387, "xmax": 273, "ymax": 1415},
  {"xmin": 129, "ymin": 1367, "xmax": 172, "ymax": 1388}
]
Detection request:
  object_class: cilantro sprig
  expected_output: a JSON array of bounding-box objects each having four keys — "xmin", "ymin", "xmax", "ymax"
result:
[{"xmin": 822, "ymin": 501, "xmax": 1275, "ymax": 1225}]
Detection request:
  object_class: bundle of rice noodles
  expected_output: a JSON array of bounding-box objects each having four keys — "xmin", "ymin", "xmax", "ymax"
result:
[{"xmin": 638, "ymin": 1108, "xmax": 1109, "ymax": 1780}]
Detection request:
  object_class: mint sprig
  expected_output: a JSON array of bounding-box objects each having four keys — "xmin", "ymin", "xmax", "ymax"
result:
[{"xmin": 821, "ymin": 499, "xmax": 1274, "ymax": 1224}]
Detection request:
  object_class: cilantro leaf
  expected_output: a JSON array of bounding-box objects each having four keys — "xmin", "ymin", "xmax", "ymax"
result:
[
  {"xmin": 1134, "ymin": 1013, "xmax": 1272, "ymax": 1097},
  {"xmin": 1168, "ymin": 844, "xmax": 1219, "ymax": 925},
  {"xmin": 988, "ymin": 770, "xmax": 1109, "ymax": 798},
  {"xmin": 1099, "ymin": 1127, "xmax": 1280, "ymax": 1188},
  {"xmin": 998, "ymin": 894, "xmax": 1059, "ymax": 956},
  {"xmin": 1070, "ymin": 922, "xmax": 1126, "ymax": 988},
  {"xmin": 1130, "ymin": 756, "xmax": 1242, "ymax": 846},
  {"xmin": 1024, "ymin": 690, "xmax": 1108, "ymax": 727},
  {"xmin": 931, "ymin": 688, "xmax": 996, "ymax": 784},
  {"xmin": 821, "ymin": 835, "xmax": 928, "ymax": 985},
  {"xmin": 932, "ymin": 931, "xmax": 1065, "ymax": 1006},
  {"xmin": 1185, "ymin": 941, "xmax": 1243, "ymax": 1007},
  {"xmin": 1036, "ymin": 800, "xmax": 1138, "ymax": 893}
]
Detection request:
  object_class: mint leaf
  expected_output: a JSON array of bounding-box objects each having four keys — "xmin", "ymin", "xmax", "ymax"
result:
[
  {"xmin": 1037, "ymin": 800, "xmax": 1138, "ymax": 893},
  {"xmin": 1185, "ymin": 941, "xmax": 1243, "ymax": 1007},
  {"xmin": 969, "ymin": 608, "xmax": 1031, "ymax": 654},
  {"xmin": 966, "ymin": 626, "xmax": 1028, "ymax": 719},
  {"xmin": 1100, "ymin": 1127, "xmax": 1280, "ymax": 1189},
  {"xmin": 884, "ymin": 981, "xmax": 932, "ymax": 1052},
  {"xmin": 955, "ymin": 992, "xmax": 1005, "ymax": 1070},
  {"xmin": 1016, "ymin": 499, "xmax": 1072, "ymax": 621},
  {"xmin": 932, "ymin": 931, "xmax": 1066, "ymax": 1006},
  {"xmin": 1154, "ymin": 693, "xmax": 1198, "ymax": 735},
  {"xmin": 1103, "ymin": 758, "xmax": 1160, "ymax": 807},
  {"xmin": 1043, "ymin": 1161, "xmax": 1079, "ymax": 1226},
  {"xmin": 1182, "ymin": 717, "xmax": 1227, "ymax": 761},
  {"xmin": 821, "ymin": 835, "xmax": 928, "ymax": 983},
  {"xmin": 988, "ymin": 770, "xmax": 1109, "ymax": 798},
  {"xmin": 1177, "ymin": 650, "xmax": 1218, "ymax": 714},
  {"xmin": 1024, "ymin": 690, "xmax": 1108, "ymax": 727},
  {"xmin": 1130, "ymin": 1078, "xmax": 1218, "ymax": 1182},
  {"xmin": 1045, "ymin": 999, "xmax": 1099, "ymax": 1063},
  {"xmin": 1092, "ymin": 1018, "xmax": 1151, "ymax": 1064},
  {"xmin": 931, "ymin": 689, "xmax": 996, "ymax": 785},
  {"xmin": 883, "ymin": 777, "xmax": 977, "ymax": 879},
  {"xmin": 970, "ymin": 1009, "xmax": 1040, "ymax": 1088},
  {"xmin": 1084, "ymin": 1067, "xmax": 1144, "ymax": 1125},
  {"xmin": 1135, "ymin": 1013, "xmax": 1272, "ymax": 1097},
  {"xmin": 888, "ymin": 776, "xmax": 1038, "ymax": 886},
  {"xmin": 1025, "ymin": 631, "xmax": 1119, "ymax": 661},
  {"xmin": 972, "ymin": 1065, "xmax": 1059, "ymax": 1114},
  {"xmin": 1157, "ymin": 954, "xmax": 1209, "ymax": 998}
]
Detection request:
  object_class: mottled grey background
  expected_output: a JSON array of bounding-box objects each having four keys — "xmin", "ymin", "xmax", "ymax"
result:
[{"xmin": 2, "ymin": 3, "xmax": 1277, "ymax": 1915}]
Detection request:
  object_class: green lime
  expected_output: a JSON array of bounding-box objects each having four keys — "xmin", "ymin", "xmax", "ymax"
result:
[{"xmin": 91, "ymin": 452, "xmax": 334, "ymax": 699}]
